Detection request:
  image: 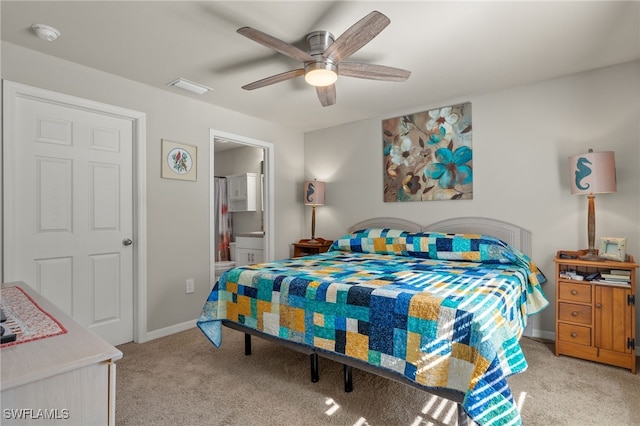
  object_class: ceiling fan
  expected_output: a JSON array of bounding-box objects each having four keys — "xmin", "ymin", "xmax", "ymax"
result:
[{"xmin": 237, "ymin": 11, "xmax": 411, "ymax": 107}]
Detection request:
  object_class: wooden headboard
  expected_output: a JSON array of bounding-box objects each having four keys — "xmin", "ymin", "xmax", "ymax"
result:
[{"xmin": 347, "ymin": 217, "xmax": 533, "ymax": 256}]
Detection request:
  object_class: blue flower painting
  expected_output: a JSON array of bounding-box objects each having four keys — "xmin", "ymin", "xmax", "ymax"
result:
[{"xmin": 383, "ymin": 102, "xmax": 472, "ymax": 201}]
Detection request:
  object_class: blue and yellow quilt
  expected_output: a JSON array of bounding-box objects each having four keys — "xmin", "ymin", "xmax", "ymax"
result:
[{"xmin": 198, "ymin": 229, "xmax": 549, "ymax": 426}]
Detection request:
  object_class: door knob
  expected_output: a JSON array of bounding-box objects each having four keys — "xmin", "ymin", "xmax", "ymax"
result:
[{"xmin": 123, "ymin": 238, "xmax": 133, "ymax": 246}]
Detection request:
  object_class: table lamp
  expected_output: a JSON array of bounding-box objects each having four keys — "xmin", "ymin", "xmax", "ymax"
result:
[
  {"xmin": 304, "ymin": 180, "xmax": 325, "ymax": 244},
  {"xmin": 569, "ymin": 149, "xmax": 616, "ymax": 261}
]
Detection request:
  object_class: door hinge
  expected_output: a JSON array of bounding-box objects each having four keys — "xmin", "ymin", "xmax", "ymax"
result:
[
  {"xmin": 628, "ymin": 338, "xmax": 635, "ymax": 350},
  {"xmin": 628, "ymin": 294, "xmax": 635, "ymax": 306}
]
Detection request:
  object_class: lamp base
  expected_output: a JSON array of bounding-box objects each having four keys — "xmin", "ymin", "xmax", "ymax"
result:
[{"xmin": 578, "ymin": 250, "xmax": 603, "ymax": 262}]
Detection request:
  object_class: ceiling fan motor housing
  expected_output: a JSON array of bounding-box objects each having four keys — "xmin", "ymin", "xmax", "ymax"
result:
[
  {"xmin": 304, "ymin": 61, "xmax": 337, "ymax": 76},
  {"xmin": 306, "ymin": 31, "xmax": 334, "ymax": 56},
  {"xmin": 304, "ymin": 31, "xmax": 338, "ymax": 86}
]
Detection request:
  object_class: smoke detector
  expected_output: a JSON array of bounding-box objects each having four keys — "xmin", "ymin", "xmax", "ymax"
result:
[{"xmin": 31, "ymin": 24, "xmax": 61, "ymax": 42}]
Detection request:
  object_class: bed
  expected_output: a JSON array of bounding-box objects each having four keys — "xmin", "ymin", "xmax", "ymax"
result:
[{"xmin": 197, "ymin": 217, "xmax": 549, "ymax": 426}]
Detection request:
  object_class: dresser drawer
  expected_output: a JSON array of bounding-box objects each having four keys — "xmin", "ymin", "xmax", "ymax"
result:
[
  {"xmin": 558, "ymin": 281, "xmax": 591, "ymax": 303},
  {"xmin": 558, "ymin": 302, "xmax": 591, "ymax": 325},
  {"xmin": 558, "ymin": 323, "xmax": 591, "ymax": 346}
]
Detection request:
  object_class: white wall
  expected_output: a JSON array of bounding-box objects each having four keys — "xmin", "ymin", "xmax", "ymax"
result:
[
  {"xmin": 1, "ymin": 42, "xmax": 305, "ymax": 335},
  {"xmin": 304, "ymin": 60, "xmax": 640, "ymax": 339}
]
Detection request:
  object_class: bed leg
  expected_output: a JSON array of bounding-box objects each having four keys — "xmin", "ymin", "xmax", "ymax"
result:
[
  {"xmin": 343, "ymin": 364, "xmax": 353, "ymax": 392},
  {"xmin": 244, "ymin": 333, "xmax": 251, "ymax": 356},
  {"xmin": 457, "ymin": 403, "xmax": 469, "ymax": 426},
  {"xmin": 310, "ymin": 353, "xmax": 319, "ymax": 382}
]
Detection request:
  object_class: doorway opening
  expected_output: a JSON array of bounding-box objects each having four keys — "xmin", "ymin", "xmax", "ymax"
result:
[{"xmin": 209, "ymin": 129, "xmax": 274, "ymax": 289}]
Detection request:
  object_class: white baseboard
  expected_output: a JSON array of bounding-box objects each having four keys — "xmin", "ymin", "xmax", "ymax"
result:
[
  {"xmin": 522, "ymin": 324, "xmax": 554, "ymax": 341},
  {"xmin": 138, "ymin": 319, "xmax": 198, "ymax": 343},
  {"xmin": 529, "ymin": 328, "xmax": 555, "ymax": 342}
]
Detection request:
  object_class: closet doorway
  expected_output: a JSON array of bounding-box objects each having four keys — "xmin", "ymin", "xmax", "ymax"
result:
[{"xmin": 209, "ymin": 129, "xmax": 274, "ymax": 289}]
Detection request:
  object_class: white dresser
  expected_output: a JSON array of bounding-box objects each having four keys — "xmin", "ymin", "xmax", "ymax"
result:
[{"xmin": 1, "ymin": 282, "xmax": 122, "ymax": 425}]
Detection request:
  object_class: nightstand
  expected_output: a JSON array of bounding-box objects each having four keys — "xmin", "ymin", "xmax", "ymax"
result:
[
  {"xmin": 554, "ymin": 250, "xmax": 637, "ymax": 373},
  {"xmin": 292, "ymin": 238, "xmax": 333, "ymax": 258}
]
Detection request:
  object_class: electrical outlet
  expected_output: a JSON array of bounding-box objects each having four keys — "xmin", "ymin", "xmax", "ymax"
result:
[{"xmin": 185, "ymin": 278, "xmax": 195, "ymax": 294}]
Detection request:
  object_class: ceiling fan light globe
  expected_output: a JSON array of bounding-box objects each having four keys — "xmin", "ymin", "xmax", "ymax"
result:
[{"xmin": 305, "ymin": 69, "xmax": 337, "ymax": 87}]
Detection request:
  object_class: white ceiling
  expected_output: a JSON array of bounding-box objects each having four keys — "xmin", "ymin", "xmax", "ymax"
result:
[{"xmin": 2, "ymin": 1, "xmax": 639, "ymax": 133}]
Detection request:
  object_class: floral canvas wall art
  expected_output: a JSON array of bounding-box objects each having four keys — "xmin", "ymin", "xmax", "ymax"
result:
[{"xmin": 383, "ymin": 102, "xmax": 472, "ymax": 202}]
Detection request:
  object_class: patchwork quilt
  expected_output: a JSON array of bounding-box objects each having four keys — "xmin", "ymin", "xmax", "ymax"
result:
[{"xmin": 198, "ymin": 229, "xmax": 549, "ymax": 426}]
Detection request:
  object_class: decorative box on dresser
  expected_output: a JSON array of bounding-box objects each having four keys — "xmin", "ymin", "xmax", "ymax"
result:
[
  {"xmin": 554, "ymin": 251, "xmax": 637, "ymax": 373},
  {"xmin": 1, "ymin": 282, "xmax": 123, "ymax": 425}
]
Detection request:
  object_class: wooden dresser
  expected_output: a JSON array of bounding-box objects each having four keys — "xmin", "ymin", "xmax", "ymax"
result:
[
  {"xmin": 554, "ymin": 251, "xmax": 637, "ymax": 373},
  {"xmin": 1, "ymin": 282, "xmax": 123, "ymax": 424}
]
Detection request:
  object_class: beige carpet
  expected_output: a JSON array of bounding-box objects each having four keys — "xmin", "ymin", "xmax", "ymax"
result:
[{"xmin": 116, "ymin": 327, "xmax": 639, "ymax": 425}]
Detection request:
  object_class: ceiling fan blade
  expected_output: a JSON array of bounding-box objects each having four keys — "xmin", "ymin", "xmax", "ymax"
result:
[
  {"xmin": 237, "ymin": 27, "xmax": 314, "ymax": 62},
  {"xmin": 323, "ymin": 11, "xmax": 390, "ymax": 63},
  {"xmin": 316, "ymin": 85, "xmax": 336, "ymax": 107},
  {"xmin": 241, "ymin": 69, "xmax": 305, "ymax": 90},
  {"xmin": 339, "ymin": 62, "xmax": 411, "ymax": 82}
]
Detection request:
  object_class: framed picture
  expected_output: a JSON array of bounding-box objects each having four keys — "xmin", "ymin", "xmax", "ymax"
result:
[
  {"xmin": 598, "ymin": 237, "xmax": 627, "ymax": 261},
  {"xmin": 382, "ymin": 102, "xmax": 472, "ymax": 202},
  {"xmin": 161, "ymin": 139, "xmax": 197, "ymax": 181}
]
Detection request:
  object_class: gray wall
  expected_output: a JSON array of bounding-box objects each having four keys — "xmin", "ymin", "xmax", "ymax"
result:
[
  {"xmin": 304, "ymin": 60, "xmax": 640, "ymax": 340},
  {"xmin": 1, "ymin": 41, "xmax": 306, "ymax": 335}
]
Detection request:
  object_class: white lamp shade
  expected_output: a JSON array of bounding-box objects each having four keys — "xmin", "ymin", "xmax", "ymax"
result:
[
  {"xmin": 304, "ymin": 180, "xmax": 325, "ymax": 205},
  {"xmin": 569, "ymin": 151, "xmax": 616, "ymax": 195}
]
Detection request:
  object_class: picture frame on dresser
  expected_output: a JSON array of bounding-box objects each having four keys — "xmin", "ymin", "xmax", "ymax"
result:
[{"xmin": 598, "ymin": 237, "xmax": 627, "ymax": 262}]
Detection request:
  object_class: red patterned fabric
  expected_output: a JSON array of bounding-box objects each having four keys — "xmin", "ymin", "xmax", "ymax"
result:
[{"xmin": 0, "ymin": 286, "xmax": 67, "ymax": 348}]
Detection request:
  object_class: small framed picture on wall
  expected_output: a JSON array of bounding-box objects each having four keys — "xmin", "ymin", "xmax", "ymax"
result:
[{"xmin": 161, "ymin": 139, "xmax": 197, "ymax": 181}]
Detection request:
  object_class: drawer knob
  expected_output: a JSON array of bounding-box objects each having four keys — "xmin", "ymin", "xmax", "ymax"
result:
[
  {"xmin": 571, "ymin": 332, "xmax": 577, "ymax": 338},
  {"xmin": 596, "ymin": 303, "xmax": 602, "ymax": 309},
  {"xmin": 571, "ymin": 311, "xmax": 579, "ymax": 317},
  {"xmin": 571, "ymin": 290, "xmax": 578, "ymax": 295}
]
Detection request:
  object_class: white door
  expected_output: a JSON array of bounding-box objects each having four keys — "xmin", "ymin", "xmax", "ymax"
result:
[{"xmin": 3, "ymin": 82, "xmax": 135, "ymax": 345}]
